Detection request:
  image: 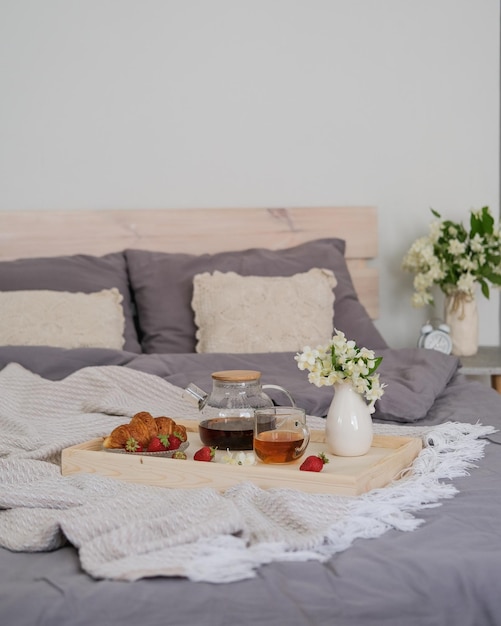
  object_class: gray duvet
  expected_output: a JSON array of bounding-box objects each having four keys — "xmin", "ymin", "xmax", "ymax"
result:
[{"xmin": 0, "ymin": 345, "xmax": 500, "ymax": 626}]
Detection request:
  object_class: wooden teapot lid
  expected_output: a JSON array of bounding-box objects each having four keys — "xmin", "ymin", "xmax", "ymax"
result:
[{"xmin": 211, "ymin": 370, "xmax": 261, "ymax": 382}]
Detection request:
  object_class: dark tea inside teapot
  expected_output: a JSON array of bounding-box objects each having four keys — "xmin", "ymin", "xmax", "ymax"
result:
[{"xmin": 198, "ymin": 416, "xmax": 257, "ymax": 450}]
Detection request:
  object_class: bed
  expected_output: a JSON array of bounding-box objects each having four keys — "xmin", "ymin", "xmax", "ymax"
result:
[{"xmin": 0, "ymin": 206, "xmax": 500, "ymax": 626}]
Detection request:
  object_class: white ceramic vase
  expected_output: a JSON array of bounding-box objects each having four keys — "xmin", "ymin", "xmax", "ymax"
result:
[
  {"xmin": 325, "ymin": 382, "xmax": 373, "ymax": 457},
  {"xmin": 444, "ymin": 291, "xmax": 478, "ymax": 356}
]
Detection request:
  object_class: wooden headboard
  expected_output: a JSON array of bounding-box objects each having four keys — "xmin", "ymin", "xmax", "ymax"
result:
[{"xmin": 0, "ymin": 206, "xmax": 379, "ymax": 318}]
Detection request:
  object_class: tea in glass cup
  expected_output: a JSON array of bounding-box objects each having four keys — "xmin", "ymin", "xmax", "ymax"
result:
[{"xmin": 254, "ymin": 407, "xmax": 310, "ymax": 464}]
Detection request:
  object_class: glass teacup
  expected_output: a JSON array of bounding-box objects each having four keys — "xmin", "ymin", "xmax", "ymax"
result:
[{"xmin": 253, "ymin": 406, "xmax": 310, "ymax": 464}]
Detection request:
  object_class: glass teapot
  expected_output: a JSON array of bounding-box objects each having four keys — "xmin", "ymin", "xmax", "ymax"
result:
[{"xmin": 183, "ymin": 369, "xmax": 295, "ymax": 450}]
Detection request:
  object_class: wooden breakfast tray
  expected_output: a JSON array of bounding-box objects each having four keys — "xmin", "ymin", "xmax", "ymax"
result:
[{"xmin": 61, "ymin": 420, "xmax": 423, "ymax": 496}]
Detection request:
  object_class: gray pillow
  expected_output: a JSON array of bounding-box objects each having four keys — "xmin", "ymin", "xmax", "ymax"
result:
[
  {"xmin": 0, "ymin": 253, "xmax": 141, "ymax": 353},
  {"xmin": 125, "ymin": 239, "xmax": 387, "ymax": 354}
]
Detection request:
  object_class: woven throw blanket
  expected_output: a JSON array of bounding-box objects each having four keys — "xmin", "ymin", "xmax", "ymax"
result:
[{"xmin": 0, "ymin": 362, "xmax": 495, "ymax": 584}]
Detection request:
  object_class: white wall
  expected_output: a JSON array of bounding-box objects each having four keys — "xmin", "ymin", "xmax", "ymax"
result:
[{"xmin": 0, "ymin": 0, "xmax": 499, "ymax": 349}]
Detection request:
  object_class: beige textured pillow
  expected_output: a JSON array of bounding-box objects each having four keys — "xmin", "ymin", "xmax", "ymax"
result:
[
  {"xmin": 192, "ymin": 268, "xmax": 337, "ymax": 353},
  {"xmin": 0, "ymin": 288, "xmax": 126, "ymax": 349}
]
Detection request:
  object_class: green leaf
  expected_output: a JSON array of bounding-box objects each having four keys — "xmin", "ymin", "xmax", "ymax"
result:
[
  {"xmin": 482, "ymin": 270, "xmax": 501, "ymax": 286},
  {"xmin": 479, "ymin": 279, "xmax": 490, "ymax": 299},
  {"xmin": 470, "ymin": 213, "xmax": 481, "ymax": 237},
  {"xmin": 471, "ymin": 206, "xmax": 494, "ymax": 238},
  {"xmin": 481, "ymin": 206, "xmax": 494, "ymax": 232}
]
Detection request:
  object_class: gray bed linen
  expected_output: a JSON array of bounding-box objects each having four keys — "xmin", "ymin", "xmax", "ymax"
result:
[
  {"xmin": 0, "ymin": 345, "xmax": 460, "ymax": 421},
  {"xmin": 0, "ymin": 347, "xmax": 500, "ymax": 626}
]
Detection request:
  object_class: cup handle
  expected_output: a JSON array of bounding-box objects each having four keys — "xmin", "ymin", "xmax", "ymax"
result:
[
  {"xmin": 262, "ymin": 384, "xmax": 296, "ymax": 407},
  {"xmin": 293, "ymin": 426, "xmax": 310, "ymax": 459}
]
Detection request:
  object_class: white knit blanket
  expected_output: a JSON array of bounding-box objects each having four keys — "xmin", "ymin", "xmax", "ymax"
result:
[{"xmin": 0, "ymin": 362, "xmax": 495, "ymax": 584}]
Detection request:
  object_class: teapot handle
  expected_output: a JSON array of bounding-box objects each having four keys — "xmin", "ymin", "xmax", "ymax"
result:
[{"xmin": 262, "ymin": 384, "xmax": 296, "ymax": 407}]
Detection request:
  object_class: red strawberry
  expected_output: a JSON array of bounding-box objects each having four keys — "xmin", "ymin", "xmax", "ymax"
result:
[
  {"xmin": 299, "ymin": 453, "xmax": 329, "ymax": 472},
  {"xmin": 125, "ymin": 437, "xmax": 143, "ymax": 453},
  {"xmin": 172, "ymin": 450, "xmax": 187, "ymax": 460},
  {"xmin": 193, "ymin": 446, "xmax": 216, "ymax": 462},
  {"xmin": 167, "ymin": 434, "xmax": 182, "ymax": 450},
  {"xmin": 146, "ymin": 434, "xmax": 169, "ymax": 452}
]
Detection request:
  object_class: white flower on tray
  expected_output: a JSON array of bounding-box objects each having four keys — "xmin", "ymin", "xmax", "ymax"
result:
[{"xmin": 220, "ymin": 450, "xmax": 256, "ymax": 466}]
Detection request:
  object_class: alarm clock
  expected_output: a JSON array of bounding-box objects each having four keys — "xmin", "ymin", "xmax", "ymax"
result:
[{"xmin": 418, "ymin": 320, "xmax": 452, "ymax": 354}]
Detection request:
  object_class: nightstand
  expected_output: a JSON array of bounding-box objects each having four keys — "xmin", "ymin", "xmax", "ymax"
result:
[{"xmin": 458, "ymin": 346, "xmax": 501, "ymax": 393}]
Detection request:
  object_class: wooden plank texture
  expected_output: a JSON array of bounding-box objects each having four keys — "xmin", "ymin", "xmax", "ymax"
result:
[
  {"xmin": 0, "ymin": 206, "xmax": 379, "ymax": 318},
  {"xmin": 0, "ymin": 206, "xmax": 377, "ymax": 257},
  {"xmin": 61, "ymin": 430, "xmax": 422, "ymax": 497}
]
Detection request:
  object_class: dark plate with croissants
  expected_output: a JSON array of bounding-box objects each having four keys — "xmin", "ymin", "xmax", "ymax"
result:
[{"xmin": 102, "ymin": 411, "xmax": 190, "ymax": 457}]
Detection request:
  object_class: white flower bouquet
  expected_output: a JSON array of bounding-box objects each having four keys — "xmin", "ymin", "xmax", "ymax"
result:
[
  {"xmin": 295, "ymin": 330, "xmax": 385, "ymax": 412},
  {"xmin": 402, "ymin": 206, "xmax": 501, "ymax": 307}
]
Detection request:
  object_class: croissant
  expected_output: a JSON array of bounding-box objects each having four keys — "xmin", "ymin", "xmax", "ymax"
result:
[
  {"xmin": 154, "ymin": 416, "xmax": 175, "ymax": 436},
  {"xmin": 172, "ymin": 423, "xmax": 187, "ymax": 442},
  {"xmin": 131, "ymin": 412, "xmax": 158, "ymax": 440},
  {"xmin": 102, "ymin": 414, "xmax": 188, "ymax": 449},
  {"xmin": 126, "ymin": 419, "xmax": 151, "ymax": 447},
  {"xmin": 103, "ymin": 419, "xmax": 151, "ymax": 449},
  {"xmin": 103, "ymin": 424, "xmax": 133, "ymax": 449}
]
